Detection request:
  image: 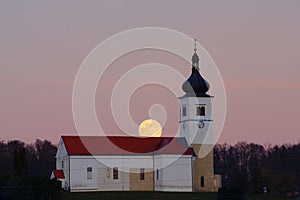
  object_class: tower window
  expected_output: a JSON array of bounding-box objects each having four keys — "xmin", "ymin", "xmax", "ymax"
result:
[
  {"xmin": 113, "ymin": 167, "xmax": 118, "ymax": 180},
  {"xmin": 140, "ymin": 168, "xmax": 145, "ymax": 180},
  {"xmin": 87, "ymin": 167, "xmax": 92, "ymax": 179},
  {"xmin": 107, "ymin": 168, "xmax": 110, "ymax": 178},
  {"xmin": 61, "ymin": 161, "xmax": 64, "ymax": 168},
  {"xmin": 200, "ymin": 176, "xmax": 205, "ymax": 187},
  {"xmin": 196, "ymin": 105, "xmax": 205, "ymax": 116},
  {"xmin": 156, "ymin": 169, "xmax": 159, "ymax": 180},
  {"xmin": 182, "ymin": 106, "xmax": 187, "ymax": 117}
]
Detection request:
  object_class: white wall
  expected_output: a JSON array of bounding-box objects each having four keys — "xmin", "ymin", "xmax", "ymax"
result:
[
  {"xmin": 66, "ymin": 154, "xmax": 192, "ymax": 192},
  {"xmin": 69, "ymin": 155, "xmax": 154, "ymax": 191},
  {"xmin": 55, "ymin": 139, "xmax": 69, "ymax": 189},
  {"xmin": 179, "ymin": 96, "xmax": 213, "ymax": 145},
  {"xmin": 155, "ymin": 155, "xmax": 193, "ymax": 192},
  {"xmin": 97, "ymin": 167, "xmax": 130, "ymax": 191},
  {"xmin": 69, "ymin": 157, "xmax": 99, "ymax": 190}
]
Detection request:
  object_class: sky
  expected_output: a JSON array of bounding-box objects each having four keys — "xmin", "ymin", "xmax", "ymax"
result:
[{"xmin": 0, "ymin": 1, "xmax": 300, "ymax": 145}]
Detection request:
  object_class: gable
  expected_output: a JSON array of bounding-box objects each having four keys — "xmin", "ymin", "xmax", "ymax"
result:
[{"xmin": 56, "ymin": 137, "xmax": 68, "ymax": 158}]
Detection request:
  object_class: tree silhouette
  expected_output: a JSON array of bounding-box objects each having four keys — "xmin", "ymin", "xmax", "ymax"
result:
[
  {"xmin": 215, "ymin": 142, "xmax": 300, "ymax": 198},
  {"xmin": 13, "ymin": 147, "xmax": 28, "ymax": 177}
]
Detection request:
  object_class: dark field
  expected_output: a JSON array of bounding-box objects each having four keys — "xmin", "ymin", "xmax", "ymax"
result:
[
  {"xmin": 62, "ymin": 191, "xmax": 218, "ymax": 200},
  {"xmin": 61, "ymin": 191, "xmax": 281, "ymax": 200}
]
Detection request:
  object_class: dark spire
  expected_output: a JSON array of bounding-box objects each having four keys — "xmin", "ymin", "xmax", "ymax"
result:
[
  {"xmin": 181, "ymin": 39, "xmax": 210, "ymax": 97},
  {"xmin": 192, "ymin": 39, "xmax": 199, "ymax": 70}
]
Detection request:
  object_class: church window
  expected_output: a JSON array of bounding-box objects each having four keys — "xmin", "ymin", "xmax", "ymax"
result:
[
  {"xmin": 107, "ymin": 168, "xmax": 110, "ymax": 178},
  {"xmin": 87, "ymin": 167, "xmax": 92, "ymax": 179},
  {"xmin": 182, "ymin": 106, "xmax": 187, "ymax": 116},
  {"xmin": 156, "ymin": 169, "xmax": 159, "ymax": 180},
  {"xmin": 140, "ymin": 168, "xmax": 145, "ymax": 180},
  {"xmin": 196, "ymin": 105, "xmax": 205, "ymax": 116},
  {"xmin": 200, "ymin": 176, "xmax": 205, "ymax": 187},
  {"xmin": 200, "ymin": 107, "xmax": 205, "ymax": 116},
  {"xmin": 61, "ymin": 161, "xmax": 64, "ymax": 168},
  {"xmin": 113, "ymin": 167, "xmax": 118, "ymax": 179}
]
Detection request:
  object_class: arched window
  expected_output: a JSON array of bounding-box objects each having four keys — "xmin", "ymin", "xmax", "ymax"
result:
[
  {"xmin": 200, "ymin": 176, "xmax": 204, "ymax": 187},
  {"xmin": 196, "ymin": 105, "xmax": 206, "ymax": 116},
  {"xmin": 113, "ymin": 167, "xmax": 118, "ymax": 179},
  {"xmin": 200, "ymin": 106, "xmax": 205, "ymax": 116},
  {"xmin": 182, "ymin": 106, "xmax": 187, "ymax": 117},
  {"xmin": 140, "ymin": 168, "xmax": 145, "ymax": 180},
  {"xmin": 87, "ymin": 167, "xmax": 92, "ymax": 179}
]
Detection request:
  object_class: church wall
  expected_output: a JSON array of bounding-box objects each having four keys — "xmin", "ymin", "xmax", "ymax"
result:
[
  {"xmin": 129, "ymin": 168, "xmax": 154, "ymax": 191},
  {"xmin": 65, "ymin": 154, "xmax": 193, "ymax": 192},
  {"xmin": 69, "ymin": 156, "xmax": 100, "ymax": 191},
  {"xmin": 56, "ymin": 139, "xmax": 69, "ymax": 189},
  {"xmin": 179, "ymin": 96, "xmax": 213, "ymax": 145},
  {"xmin": 95, "ymin": 155, "xmax": 153, "ymax": 191},
  {"xmin": 155, "ymin": 155, "xmax": 193, "ymax": 192},
  {"xmin": 180, "ymin": 97, "xmax": 212, "ymax": 120},
  {"xmin": 68, "ymin": 155, "xmax": 155, "ymax": 191},
  {"xmin": 191, "ymin": 144, "xmax": 215, "ymax": 192},
  {"xmin": 97, "ymin": 167, "xmax": 130, "ymax": 191}
]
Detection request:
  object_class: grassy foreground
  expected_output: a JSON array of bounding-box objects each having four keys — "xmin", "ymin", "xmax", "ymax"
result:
[
  {"xmin": 61, "ymin": 191, "xmax": 279, "ymax": 200},
  {"xmin": 62, "ymin": 191, "xmax": 218, "ymax": 200}
]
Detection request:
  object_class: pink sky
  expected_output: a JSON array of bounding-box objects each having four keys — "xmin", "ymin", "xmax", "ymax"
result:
[{"xmin": 0, "ymin": 1, "xmax": 300, "ymax": 145}]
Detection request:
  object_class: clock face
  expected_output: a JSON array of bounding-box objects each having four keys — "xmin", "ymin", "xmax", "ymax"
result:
[{"xmin": 198, "ymin": 121, "xmax": 204, "ymax": 129}]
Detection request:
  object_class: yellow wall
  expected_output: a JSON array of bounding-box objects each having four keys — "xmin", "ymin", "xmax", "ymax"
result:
[
  {"xmin": 129, "ymin": 168, "xmax": 154, "ymax": 191},
  {"xmin": 191, "ymin": 144, "xmax": 220, "ymax": 192}
]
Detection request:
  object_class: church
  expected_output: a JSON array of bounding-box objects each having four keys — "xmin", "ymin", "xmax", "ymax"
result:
[{"xmin": 51, "ymin": 42, "xmax": 222, "ymax": 192}]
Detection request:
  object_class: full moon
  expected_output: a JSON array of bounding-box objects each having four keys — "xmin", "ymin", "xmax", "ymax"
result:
[{"xmin": 138, "ymin": 119, "xmax": 162, "ymax": 137}]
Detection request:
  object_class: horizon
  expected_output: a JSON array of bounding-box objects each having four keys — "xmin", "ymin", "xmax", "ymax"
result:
[{"xmin": 2, "ymin": 135, "xmax": 300, "ymax": 147}]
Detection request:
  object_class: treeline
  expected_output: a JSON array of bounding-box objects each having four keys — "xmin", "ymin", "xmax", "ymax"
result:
[
  {"xmin": 0, "ymin": 139, "xmax": 61, "ymax": 200},
  {"xmin": 0, "ymin": 139, "xmax": 299, "ymax": 199},
  {"xmin": 214, "ymin": 142, "xmax": 300, "ymax": 198}
]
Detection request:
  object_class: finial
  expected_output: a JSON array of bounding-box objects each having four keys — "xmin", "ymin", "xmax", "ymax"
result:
[{"xmin": 192, "ymin": 38, "xmax": 199, "ymax": 70}]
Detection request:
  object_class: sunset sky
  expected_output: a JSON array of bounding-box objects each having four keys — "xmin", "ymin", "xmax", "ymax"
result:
[{"xmin": 0, "ymin": 1, "xmax": 300, "ymax": 145}]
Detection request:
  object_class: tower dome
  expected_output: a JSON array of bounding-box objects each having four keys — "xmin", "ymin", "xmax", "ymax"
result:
[{"xmin": 181, "ymin": 39, "xmax": 210, "ymax": 97}]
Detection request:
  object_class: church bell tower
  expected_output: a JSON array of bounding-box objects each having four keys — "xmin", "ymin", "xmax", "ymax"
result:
[{"xmin": 179, "ymin": 39, "xmax": 215, "ymax": 191}]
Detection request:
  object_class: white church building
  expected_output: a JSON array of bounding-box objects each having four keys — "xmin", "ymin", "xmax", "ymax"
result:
[{"xmin": 51, "ymin": 42, "xmax": 222, "ymax": 192}]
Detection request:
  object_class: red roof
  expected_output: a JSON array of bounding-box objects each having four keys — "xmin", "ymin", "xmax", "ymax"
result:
[
  {"xmin": 52, "ymin": 170, "xmax": 65, "ymax": 179},
  {"xmin": 61, "ymin": 136, "xmax": 193, "ymax": 156}
]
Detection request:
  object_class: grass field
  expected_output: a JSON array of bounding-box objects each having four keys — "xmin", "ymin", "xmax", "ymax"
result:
[
  {"xmin": 62, "ymin": 191, "xmax": 219, "ymax": 200},
  {"xmin": 61, "ymin": 191, "xmax": 279, "ymax": 200}
]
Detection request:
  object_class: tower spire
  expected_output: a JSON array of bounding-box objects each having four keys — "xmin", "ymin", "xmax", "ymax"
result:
[
  {"xmin": 192, "ymin": 38, "xmax": 199, "ymax": 70},
  {"xmin": 182, "ymin": 38, "xmax": 210, "ymax": 97}
]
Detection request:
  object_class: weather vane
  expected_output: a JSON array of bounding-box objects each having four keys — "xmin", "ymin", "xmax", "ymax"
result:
[{"xmin": 194, "ymin": 38, "xmax": 197, "ymax": 52}]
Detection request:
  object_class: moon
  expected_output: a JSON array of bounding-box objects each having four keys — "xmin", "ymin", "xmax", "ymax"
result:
[{"xmin": 138, "ymin": 119, "xmax": 162, "ymax": 137}]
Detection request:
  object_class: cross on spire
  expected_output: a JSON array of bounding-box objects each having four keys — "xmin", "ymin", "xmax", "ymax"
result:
[{"xmin": 192, "ymin": 38, "xmax": 199, "ymax": 70}]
